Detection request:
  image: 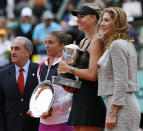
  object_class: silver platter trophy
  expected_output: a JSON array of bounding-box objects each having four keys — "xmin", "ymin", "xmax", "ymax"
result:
[
  {"xmin": 52, "ymin": 44, "xmax": 81, "ymax": 89},
  {"xmin": 29, "ymin": 80, "xmax": 54, "ymax": 118}
]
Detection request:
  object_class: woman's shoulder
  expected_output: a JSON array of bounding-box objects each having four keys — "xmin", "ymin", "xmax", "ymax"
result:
[
  {"xmin": 93, "ymin": 35, "xmax": 104, "ymax": 41},
  {"xmin": 90, "ymin": 35, "xmax": 104, "ymax": 49},
  {"xmin": 111, "ymin": 39, "xmax": 131, "ymax": 48},
  {"xmin": 110, "ymin": 39, "xmax": 134, "ymax": 55}
]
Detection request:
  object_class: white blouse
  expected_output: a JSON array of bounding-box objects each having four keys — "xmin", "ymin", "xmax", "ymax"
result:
[{"xmin": 98, "ymin": 49, "xmax": 109, "ymax": 66}]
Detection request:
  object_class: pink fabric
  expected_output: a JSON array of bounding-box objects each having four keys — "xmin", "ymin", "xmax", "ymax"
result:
[{"xmin": 39, "ymin": 123, "xmax": 73, "ymax": 131}]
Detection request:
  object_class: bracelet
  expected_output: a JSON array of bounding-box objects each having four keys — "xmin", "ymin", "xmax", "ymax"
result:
[
  {"xmin": 70, "ymin": 67, "xmax": 75, "ymax": 74},
  {"xmin": 109, "ymin": 111, "xmax": 117, "ymax": 117}
]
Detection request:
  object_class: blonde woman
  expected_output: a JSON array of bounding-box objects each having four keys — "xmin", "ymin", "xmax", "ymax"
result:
[
  {"xmin": 58, "ymin": 3, "xmax": 106, "ymax": 131},
  {"xmin": 98, "ymin": 7, "xmax": 141, "ymax": 131}
]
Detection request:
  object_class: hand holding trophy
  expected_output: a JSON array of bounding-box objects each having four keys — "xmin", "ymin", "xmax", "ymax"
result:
[{"xmin": 53, "ymin": 44, "xmax": 82, "ymax": 89}]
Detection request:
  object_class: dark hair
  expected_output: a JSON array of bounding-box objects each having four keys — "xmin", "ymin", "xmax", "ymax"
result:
[{"xmin": 49, "ymin": 31, "xmax": 72, "ymax": 45}]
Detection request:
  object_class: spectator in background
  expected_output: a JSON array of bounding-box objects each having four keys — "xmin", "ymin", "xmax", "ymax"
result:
[
  {"xmin": 77, "ymin": 0, "xmax": 105, "ymax": 9},
  {"xmin": 72, "ymin": 0, "xmax": 80, "ymax": 6},
  {"xmin": 6, "ymin": 18, "xmax": 18, "ymax": 41},
  {"xmin": 15, "ymin": 7, "xmax": 36, "ymax": 54},
  {"xmin": 15, "ymin": 7, "xmax": 34, "ymax": 41},
  {"xmin": 65, "ymin": 15, "xmax": 85, "ymax": 45},
  {"xmin": 0, "ymin": 0, "xmax": 7, "ymax": 16},
  {"xmin": 0, "ymin": 16, "xmax": 6, "ymax": 29},
  {"xmin": 0, "ymin": 29, "xmax": 11, "ymax": 68},
  {"xmin": 14, "ymin": 0, "xmax": 29, "ymax": 17},
  {"xmin": 32, "ymin": 10, "xmax": 62, "ymax": 55},
  {"xmin": 60, "ymin": 20, "xmax": 69, "ymax": 32},
  {"xmin": 29, "ymin": 0, "xmax": 48, "ymax": 19},
  {"xmin": 63, "ymin": 1, "xmax": 76, "ymax": 23},
  {"xmin": 127, "ymin": 16, "xmax": 138, "ymax": 49},
  {"xmin": 48, "ymin": 0, "xmax": 63, "ymax": 14},
  {"xmin": 6, "ymin": 0, "xmax": 15, "ymax": 19}
]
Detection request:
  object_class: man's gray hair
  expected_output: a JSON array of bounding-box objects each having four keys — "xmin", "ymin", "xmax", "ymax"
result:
[{"xmin": 13, "ymin": 36, "xmax": 33, "ymax": 55}]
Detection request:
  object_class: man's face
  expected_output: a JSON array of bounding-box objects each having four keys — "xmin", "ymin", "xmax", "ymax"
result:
[
  {"xmin": 11, "ymin": 38, "xmax": 30, "ymax": 67},
  {"xmin": 43, "ymin": 19, "xmax": 51, "ymax": 27}
]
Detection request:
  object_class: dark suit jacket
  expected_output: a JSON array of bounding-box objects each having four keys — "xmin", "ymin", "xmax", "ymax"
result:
[{"xmin": 0, "ymin": 62, "xmax": 39, "ymax": 131}]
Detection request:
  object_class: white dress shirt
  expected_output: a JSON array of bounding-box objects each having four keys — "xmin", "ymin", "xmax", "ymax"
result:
[{"xmin": 15, "ymin": 60, "xmax": 30, "ymax": 86}]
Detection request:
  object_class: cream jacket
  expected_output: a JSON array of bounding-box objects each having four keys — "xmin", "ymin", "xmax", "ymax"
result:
[{"xmin": 98, "ymin": 39, "xmax": 139, "ymax": 105}]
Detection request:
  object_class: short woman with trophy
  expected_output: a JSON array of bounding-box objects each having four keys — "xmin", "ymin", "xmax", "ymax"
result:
[
  {"xmin": 58, "ymin": 3, "xmax": 106, "ymax": 131},
  {"xmin": 28, "ymin": 31, "xmax": 73, "ymax": 131}
]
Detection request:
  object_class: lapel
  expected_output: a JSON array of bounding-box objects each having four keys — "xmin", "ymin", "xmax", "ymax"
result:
[
  {"xmin": 8, "ymin": 64, "xmax": 21, "ymax": 97},
  {"xmin": 23, "ymin": 62, "xmax": 36, "ymax": 95}
]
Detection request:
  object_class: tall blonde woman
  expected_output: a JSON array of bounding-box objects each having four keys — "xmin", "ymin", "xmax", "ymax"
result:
[
  {"xmin": 98, "ymin": 7, "xmax": 141, "ymax": 131},
  {"xmin": 58, "ymin": 3, "xmax": 106, "ymax": 131}
]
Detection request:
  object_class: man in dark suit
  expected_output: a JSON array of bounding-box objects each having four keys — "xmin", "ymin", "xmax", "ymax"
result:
[{"xmin": 0, "ymin": 36, "xmax": 39, "ymax": 131}]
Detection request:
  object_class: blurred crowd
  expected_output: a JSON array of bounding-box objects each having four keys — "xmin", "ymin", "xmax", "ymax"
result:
[{"xmin": 0, "ymin": 0, "xmax": 142, "ymax": 67}]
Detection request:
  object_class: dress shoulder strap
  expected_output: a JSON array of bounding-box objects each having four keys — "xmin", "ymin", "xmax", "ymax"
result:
[
  {"xmin": 81, "ymin": 38, "xmax": 87, "ymax": 49},
  {"xmin": 84, "ymin": 38, "xmax": 92, "ymax": 51}
]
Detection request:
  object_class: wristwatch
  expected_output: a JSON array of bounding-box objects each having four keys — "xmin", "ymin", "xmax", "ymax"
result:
[{"xmin": 70, "ymin": 67, "xmax": 75, "ymax": 74}]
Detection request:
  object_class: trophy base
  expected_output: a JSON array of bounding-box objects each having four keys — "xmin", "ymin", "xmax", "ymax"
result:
[{"xmin": 52, "ymin": 76, "xmax": 81, "ymax": 89}]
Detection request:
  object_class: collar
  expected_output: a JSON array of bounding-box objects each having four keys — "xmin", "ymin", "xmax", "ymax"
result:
[
  {"xmin": 45, "ymin": 57, "xmax": 62, "ymax": 66},
  {"xmin": 15, "ymin": 60, "xmax": 30, "ymax": 73}
]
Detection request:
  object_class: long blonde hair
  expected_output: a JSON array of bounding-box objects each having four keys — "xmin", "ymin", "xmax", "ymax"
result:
[{"xmin": 99, "ymin": 7, "xmax": 130, "ymax": 50}]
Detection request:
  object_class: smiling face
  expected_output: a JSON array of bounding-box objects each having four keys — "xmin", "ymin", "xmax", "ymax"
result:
[
  {"xmin": 77, "ymin": 14, "xmax": 97, "ymax": 32},
  {"xmin": 11, "ymin": 38, "xmax": 31, "ymax": 67},
  {"xmin": 45, "ymin": 34, "xmax": 64, "ymax": 58},
  {"xmin": 101, "ymin": 12, "xmax": 114, "ymax": 37}
]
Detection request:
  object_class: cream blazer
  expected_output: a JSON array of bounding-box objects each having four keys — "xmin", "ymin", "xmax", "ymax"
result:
[{"xmin": 98, "ymin": 39, "xmax": 139, "ymax": 105}]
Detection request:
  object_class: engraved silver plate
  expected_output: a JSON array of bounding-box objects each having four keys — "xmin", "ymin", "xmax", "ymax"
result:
[{"xmin": 52, "ymin": 76, "xmax": 81, "ymax": 89}]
